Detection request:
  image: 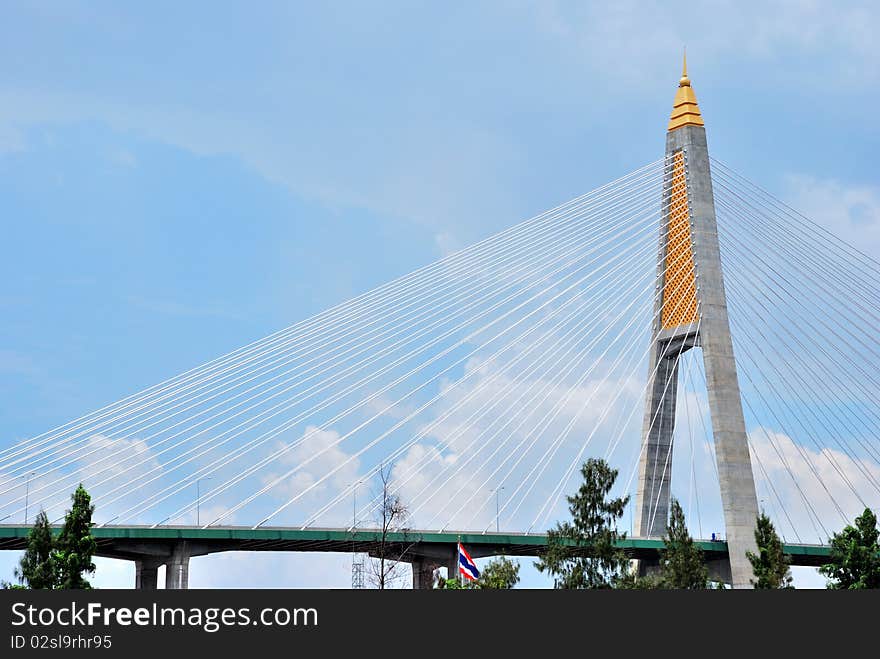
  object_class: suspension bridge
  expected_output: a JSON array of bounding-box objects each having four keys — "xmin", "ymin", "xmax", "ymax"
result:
[{"xmin": 1, "ymin": 58, "xmax": 878, "ymax": 589}]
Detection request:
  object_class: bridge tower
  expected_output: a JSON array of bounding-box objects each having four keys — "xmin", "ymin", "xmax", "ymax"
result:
[{"xmin": 633, "ymin": 55, "xmax": 759, "ymax": 588}]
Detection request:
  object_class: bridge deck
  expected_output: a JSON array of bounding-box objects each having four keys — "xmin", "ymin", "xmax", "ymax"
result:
[{"xmin": 0, "ymin": 525, "xmax": 831, "ymax": 567}]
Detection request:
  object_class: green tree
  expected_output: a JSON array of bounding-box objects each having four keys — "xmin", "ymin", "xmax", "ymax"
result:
[
  {"xmin": 54, "ymin": 484, "xmax": 96, "ymax": 590},
  {"xmin": 747, "ymin": 512, "xmax": 793, "ymax": 589},
  {"xmin": 437, "ymin": 577, "xmax": 471, "ymax": 589},
  {"xmin": 435, "ymin": 556, "xmax": 520, "ymax": 589},
  {"xmin": 13, "ymin": 510, "xmax": 59, "ymax": 589},
  {"xmin": 819, "ymin": 507, "xmax": 880, "ymax": 590},
  {"xmin": 615, "ymin": 571, "xmax": 664, "ymax": 589},
  {"xmin": 476, "ymin": 556, "xmax": 520, "ymax": 589},
  {"xmin": 535, "ymin": 458, "xmax": 630, "ymax": 589},
  {"xmin": 658, "ymin": 498, "xmax": 708, "ymax": 589}
]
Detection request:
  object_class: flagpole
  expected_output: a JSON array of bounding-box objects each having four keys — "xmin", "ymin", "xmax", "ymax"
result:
[{"xmin": 457, "ymin": 535, "xmax": 462, "ymax": 587}]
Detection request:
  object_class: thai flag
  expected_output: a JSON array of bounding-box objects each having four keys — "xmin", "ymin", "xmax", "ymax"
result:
[{"xmin": 458, "ymin": 542, "xmax": 480, "ymax": 581}]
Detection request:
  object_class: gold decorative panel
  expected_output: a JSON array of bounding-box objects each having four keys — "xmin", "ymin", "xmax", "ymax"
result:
[{"xmin": 660, "ymin": 151, "xmax": 699, "ymax": 329}]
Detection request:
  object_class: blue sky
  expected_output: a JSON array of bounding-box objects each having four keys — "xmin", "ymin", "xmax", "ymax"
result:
[{"xmin": 1, "ymin": 2, "xmax": 879, "ymax": 588}]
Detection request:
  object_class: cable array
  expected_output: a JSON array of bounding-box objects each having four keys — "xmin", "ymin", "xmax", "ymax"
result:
[
  {"xmin": 0, "ymin": 157, "xmax": 676, "ymax": 534},
  {"xmin": 2, "ymin": 152, "xmax": 877, "ymax": 549},
  {"xmin": 712, "ymin": 157, "xmax": 880, "ymax": 543}
]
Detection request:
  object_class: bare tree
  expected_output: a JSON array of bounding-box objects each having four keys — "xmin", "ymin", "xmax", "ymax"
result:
[{"xmin": 367, "ymin": 464, "xmax": 415, "ymax": 589}]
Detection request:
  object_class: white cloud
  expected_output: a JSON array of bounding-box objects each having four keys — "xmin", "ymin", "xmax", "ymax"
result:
[
  {"xmin": 263, "ymin": 426, "xmax": 361, "ymax": 511},
  {"xmin": 0, "ymin": 3, "xmax": 874, "ymax": 261},
  {"xmin": 390, "ymin": 442, "xmax": 490, "ymax": 530},
  {"xmin": 75, "ymin": 434, "xmax": 161, "ymax": 485},
  {"xmin": 782, "ymin": 174, "xmax": 880, "ymax": 260},
  {"xmin": 0, "ymin": 87, "xmax": 521, "ymax": 252},
  {"xmin": 363, "ymin": 394, "xmax": 417, "ymax": 422},
  {"xmin": 0, "ymin": 434, "xmax": 164, "ymax": 525},
  {"xmin": 177, "ymin": 503, "xmax": 237, "ymax": 528},
  {"xmin": 748, "ymin": 425, "xmax": 880, "ymax": 543},
  {"xmin": 535, "ymin": 1, "xmax": 880, "ymax": 86},
  {"xmin": 370, "ymin": 344, "xmax": 650, "ymax": 532}
]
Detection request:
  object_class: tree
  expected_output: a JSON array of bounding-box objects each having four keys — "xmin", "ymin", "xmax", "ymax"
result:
[
  {"xmin": 747, "ymin": 512, "xmax": 793, "ymax": 589},
  {"xmin": 535, "ymin": 458, "xmax": 630, "ymax": 589},
  {"xmin": 658, "ymin": 498, "xmax": 709, "ymax": 589},
  {"xmin": 437, "ymin": 577, "xmax": 471, "ymax": 589},
  {"xmin": 819, "ymin": 507, "xmax": 880, "ymax": 590},
  {"xmin": 434, "ymin": 556, "xmax": 519, "ymax": 589},
  {"xmin": 615, "ymin": 571, "xmax": 664, "ymax": 589},
  {"xmin": 476, "ymin": 556, "xmax": 520, "ymax": 589},
  {"xmin": 367, "ymin": 465, "xmax": 414, "ymax": 589},
  {"xmin": 54, "ymin": 484, "xmax": 96, "ymax": 590},
  {"xmin": 13, "ymin": 510, "xmax": 59, "ymax": 589}
]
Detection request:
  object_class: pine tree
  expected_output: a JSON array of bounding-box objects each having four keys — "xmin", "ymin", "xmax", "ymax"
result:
[
  {"xmin": 13, "ymin": 510, "xmax": 58, "ymax": 589},
  {"xmin": 659, "ymin": 498, "xmax": 708, "ymax": 589},
  {"xmin": 819, "ymin": 507, "xmax": 880, "ymax": 589},
  {"xmin": 746, "ymin": 512, "xmax": 793, "ymax": 589},
  {"xmin": 536, "ymin": 458, "xmax": 630, "ymax": 589},
  {"xmin": 54, "ymin": 484, "xmax": 97, "ymax": 590}
]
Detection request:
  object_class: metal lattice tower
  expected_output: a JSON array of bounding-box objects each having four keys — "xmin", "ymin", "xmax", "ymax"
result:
[{"xmin": 351, "ymin": 554, "xmax": 366, "ymax": 589}]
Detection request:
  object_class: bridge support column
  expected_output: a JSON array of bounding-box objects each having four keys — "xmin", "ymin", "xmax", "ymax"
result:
[
  {"xmin": 706, "ymin": 557, "xmax": 732, "ymax": 584},
  {"xmin": 446, "ymin": 546, "xmax": 459, "ymax": 586},
  {"xmin": 165, "ymin": 541, "xmax": 190, "ymax": 589},
  {"xmin": 411, "ymin": 559, "xmax": 436, "ymax": 589},
  {"xmin": 135, "ymin": 559, "xmax": 162, "ymax": 590}
]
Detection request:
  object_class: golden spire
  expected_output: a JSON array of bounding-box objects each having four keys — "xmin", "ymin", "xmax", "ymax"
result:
[
  {"xmin": 681, "ymin": 47, "xmax": 689, "ymax": 84},
  {"xmin": 668, "ymin": 49, "xmax": 704, "ymax": 131}
]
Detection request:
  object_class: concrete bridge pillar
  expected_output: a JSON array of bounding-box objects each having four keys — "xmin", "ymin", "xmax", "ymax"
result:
[
  {"xmin": 165, "ymin": 541, "xmax": 191, "ymax": 589},
  {"xmin": 411, "ymin": 559, "xmax": 436, "ymax": 589},
  {"xmin": 446, "ymin": 546, "xmax": 459, "ymax": 586},
  {"xmin": 134, "ymin": 559, "xmax": 162, "ymax": 590},
  {"xmin": 410, "ymin": 545, "xmax": 461, "ymax": 589}
]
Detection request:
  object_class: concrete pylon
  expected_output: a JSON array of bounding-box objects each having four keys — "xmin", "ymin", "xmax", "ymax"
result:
[
  {"xmin": 634, "ymin": 56, "xmax": 759, "ymax": 588},
  {"xmin": 135, "ymin": 559, "xmax": 162, "ymax": 590},
  {"xmin": 411, "ymin": 559, "xmax": 436, "ymax": 589},
  {"xmin": 165, "ymin": 541, "xmax": 190, "ymax": 589}
]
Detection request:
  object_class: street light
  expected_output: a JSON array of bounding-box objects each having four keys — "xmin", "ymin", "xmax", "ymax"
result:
[
  {"xmin": 493, "ymin": 485, "xmax": 505, "ymax": 533},
  {"xmin": 196, "ymin": 477, "xmax": 213, "ymax": 527},
  {"xmin": 352, "ymin": 480, "xmax": 363, "ymax": 529},
  {"xmin": 24, "ymin": 472, "xmax": 36, "ymax": 525}
]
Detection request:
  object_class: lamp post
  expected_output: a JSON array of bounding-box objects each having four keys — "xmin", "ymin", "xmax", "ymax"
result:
[
  {"xmin": 352, "ymin": 480, "xmax": 363, "ymax": 529},
  {"xmin": 493, "ymin": 485, "xmax": 505, "ymax": 533},
  {"xmin": 24, "ymin": 471, "xmax": 35, "ymax": 525},
  {"xmin": 196, "ymin": 477, "xmax": 213, "ymax": 527}
]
